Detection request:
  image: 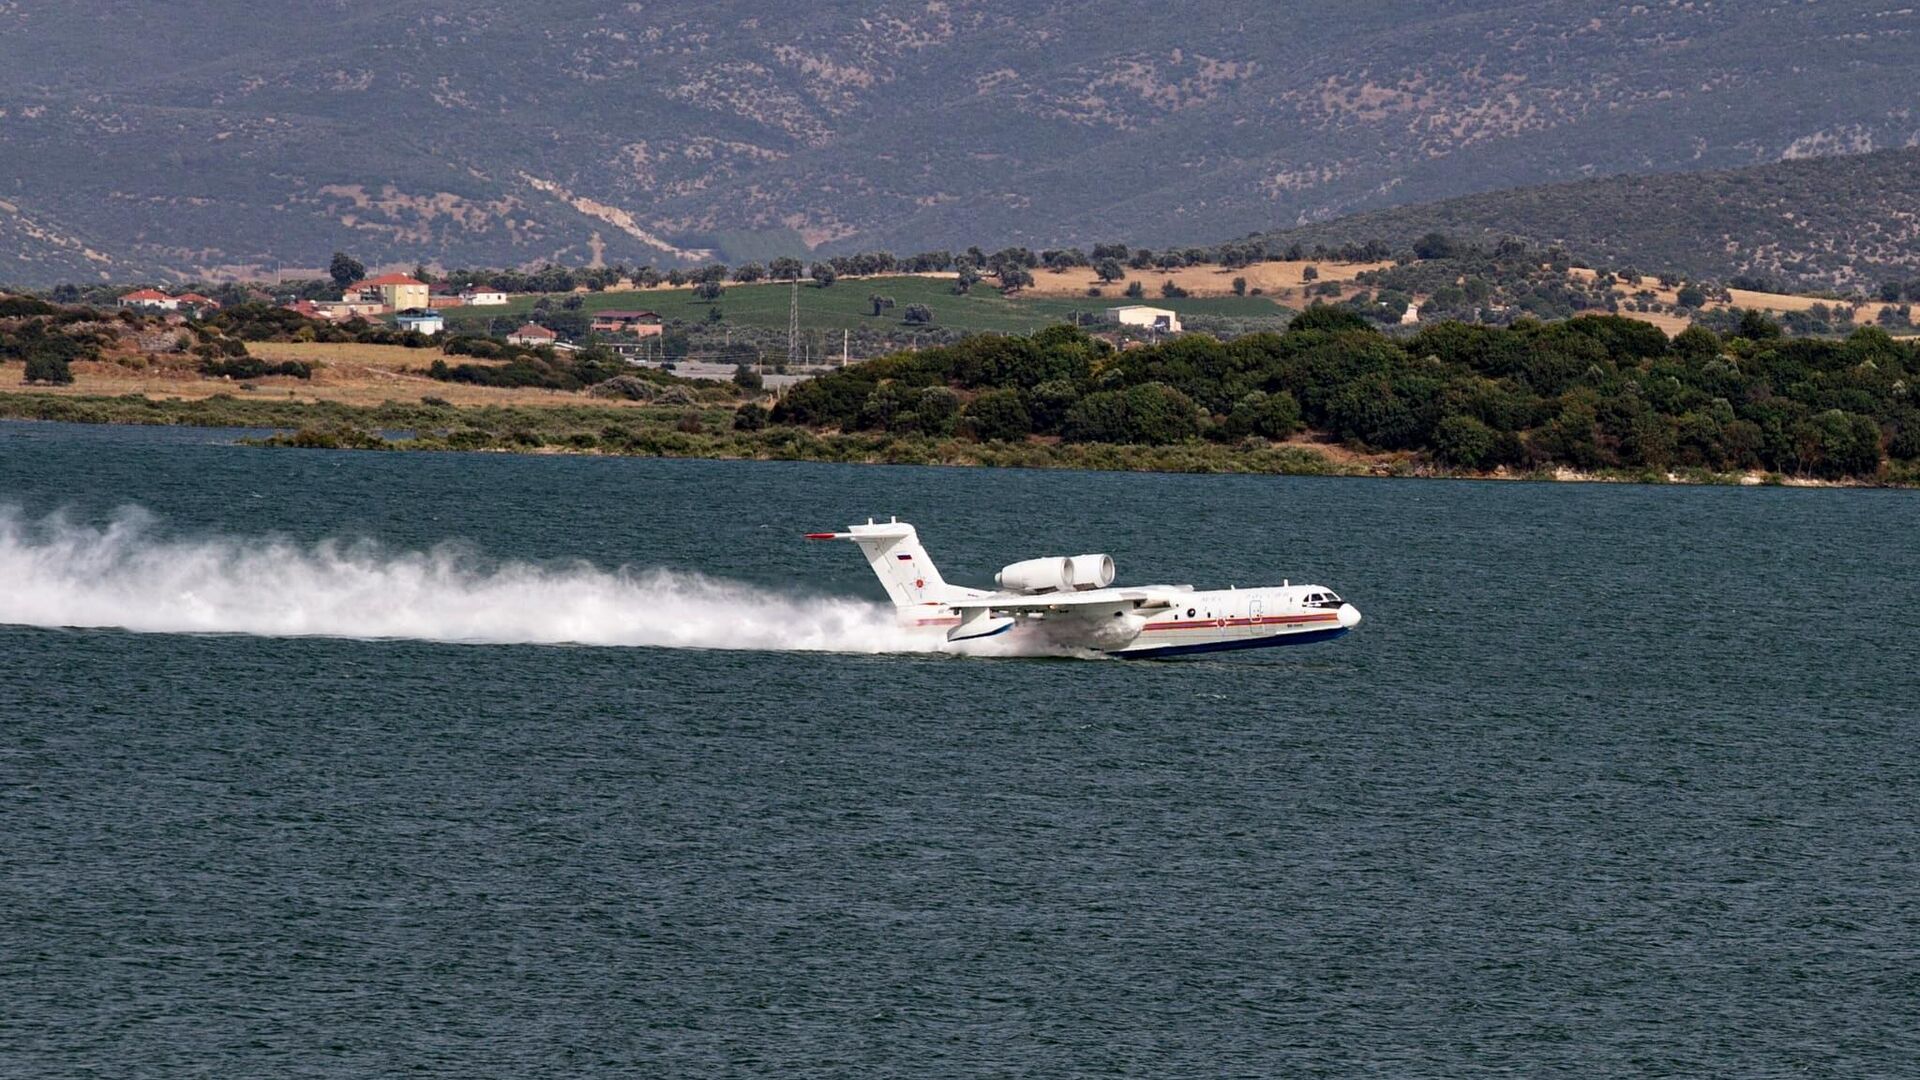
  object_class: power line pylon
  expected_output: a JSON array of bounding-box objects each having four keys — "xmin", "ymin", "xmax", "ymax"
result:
[{"xmin": 787, "ymin": 277, "xmax": 801, "ymax": 369}]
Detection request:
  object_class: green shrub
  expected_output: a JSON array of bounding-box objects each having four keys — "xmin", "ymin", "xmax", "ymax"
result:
[
  {"xmin": 963, "ymin": 388, "xmax": 1032, "ymax": 442},
  {"xmin": 733, "ymin": 402, "xmax": 768, "ymax": 431},
  {"xmin": 1434, "ymin": 414, "xmax": 1497, "ymax": 468}
]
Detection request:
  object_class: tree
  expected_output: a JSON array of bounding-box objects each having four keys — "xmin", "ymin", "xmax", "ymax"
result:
[
  {"xmin": 1124, "ymin": 281, "xmax": 1145, "ymax": 299},
  {"xmin": 1671, "ymin": 325, "xmax": 1721, "ymax": 361},
  {"xmin": 1231, "ymin": 276, "xmax": 1247, "ymax": 296},
  {"xmin": 1063, "ymin": 383, "xmax": 1200, "ymax": 445},
  {"xmin": 1434, "ymin": 414, "xmax": 1496, "ymax": 468},
  {"xmin": 910, "ymin": 387, "xmax": 961, "ymax": 437},
  {"xmin": 412, "ymin": 263, "xmax": 435, "ymax": 286},
  {"xmin": 1160, "ymin": 280, "xmax": 1189, "ymax": 299},
  {"xmin": 769, "ymin": 256, "xmax": 804, "ymax": 281},
  {"xmin": 732, "ymin": 364, "xmax": 764, "ymax": 391},
  {"xmin": 809, "ymin": 262, "xmax": 838, "ymax": 287},
  {"xmin": 562, "ymin": 294, "xmax": 585, "ymax": 310},
  {"xmin": 693, "ymin": 280, "xmax": 725, "ymax": 302},
  {"xmin": 868, "ymin": 294, "xmax": 895, "ymax": 317},
  {"xmin": 705, "ymin": 305, "xmax": 724, "ymax": 323},
  {"xmin": 1094, "ymin": 258, "xmax": 1126, "ymax": 283},
  {"xmin": 1301, "ymin": 266, "xmax": 1319, "ymax": 282},
  {"xmin": 22, "ymin": 349, "xmax": 74, "ymax": 385},
  {"xmin": 733, "ymin": 262, "xmax": 766, "ymax": 283},
  {"xmin": 963, "ymin": 389, "xmax": 1032, "ymax": 442},
  {"xmin": 733, "ymin": 402, "xmax": 768, "ymax": 430},
  {"xmin": 903, "ymin": 304, "xmax": 933, "ymax": 324},
  {"xmin": 1222, "ymin": 390, "xmax": 1300, "ymax": 440},
  {"xmin": 954, "ymin": 265, "xmax": 981, "ymax": 295},
  {"xmin": 1675, "ymin": 283, "xmax": 1707, "ymax": 308},
  {"xmin": 1412, "ymin": 232, "xmax": 1459, "ymax": 260},
  {"xmin": 1880, "ymin": 281, "xmax": 1905, "ymax": 303},
  {"xmin": 1288, "ymin": 304, "xmax": 1373, "ymax": 334},
  {"xmin": 329, "ymin": 252, "xmax": 365, "ymax": 289},
  {"xmin": 1736, "ymin": 308, "xmax": 1781, "ymax": 340}
]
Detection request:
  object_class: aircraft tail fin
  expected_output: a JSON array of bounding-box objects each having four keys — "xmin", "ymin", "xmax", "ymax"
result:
[{"xmin": 805, "ymin": 519, "xmax": 965, "ymax": 609}]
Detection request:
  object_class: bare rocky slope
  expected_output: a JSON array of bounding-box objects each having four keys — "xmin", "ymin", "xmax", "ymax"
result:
[{"xmin": 1257, "ymin": 148, "xmax": 1920, "ymax": 292}]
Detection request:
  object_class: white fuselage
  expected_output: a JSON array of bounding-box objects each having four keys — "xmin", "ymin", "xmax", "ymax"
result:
[
  {"xmin": 1108, "ymin": 585, "xmax": 1360, "ymax": 658},
  {"xmin": 902, "ymin": 584, "xmax": 1360, "ymax": 658}
]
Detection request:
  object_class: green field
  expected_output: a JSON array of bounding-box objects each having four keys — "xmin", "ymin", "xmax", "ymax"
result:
[{"xmin": 441, "ymin": 276, "xmax": 1289, "ymax": 337}]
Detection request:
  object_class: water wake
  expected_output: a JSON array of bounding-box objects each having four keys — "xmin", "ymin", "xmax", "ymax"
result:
[{"xmin": 0, "ymin": 507, "xmax": 1047, "ymax": 656}]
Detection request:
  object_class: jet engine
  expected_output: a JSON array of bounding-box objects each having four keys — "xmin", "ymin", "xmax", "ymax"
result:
[{"xmin": 995, "ymin": 554, "xmax": 1116, "ymax": 594}]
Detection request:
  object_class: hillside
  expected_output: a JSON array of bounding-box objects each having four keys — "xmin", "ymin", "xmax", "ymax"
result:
[
  {"xmin": 2, "ymin": 2, "xmax": 1917, "ymax": 285},
  {"xmin": 1256, "ymin": 149, "xmax": 1920, "ymax": 292}
]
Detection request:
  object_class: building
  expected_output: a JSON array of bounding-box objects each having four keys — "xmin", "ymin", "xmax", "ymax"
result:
[
  {"xmin": 1400, "ymin": 302, "xmax": 1421, "ymax": 326},
  {"xmin": 283, "ymin": 299, "xmax": 333, "ymax": 321},
  {"xmin": 174, "ymin": 292, "xmax": 221, "ymax": 317},
  {"xmin": 1105, "ymin": 305, "xmax": 1182, "ymax": 334},
  {"xmin": 119, "ymin": 289, "xmax": 179, "ymax": 311},
  {"xmin": 506, "ymin": 322, "xmax": 558, "ymax": 347},
  {"xmin": 348, "ymin": 273, "xmax": 430, "ymax": 312},
  {"xmin": 461, "ymin": 288, "xmax": 509, "ymax": 306},
  {"xmin": 589, "ymin": 310, "xmax": 664, "ymax": 337},
  {"xmin": 394, "ymin": 309, "xmax": 445, "ymax": 336}
]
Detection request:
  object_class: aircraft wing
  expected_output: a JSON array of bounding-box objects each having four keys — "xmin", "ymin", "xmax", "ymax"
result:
[{"xmin": 952, "ymin": 586, "xmax": 1190, "ymax": 615}]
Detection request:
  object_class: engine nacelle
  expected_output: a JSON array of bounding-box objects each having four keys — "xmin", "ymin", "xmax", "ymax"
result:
[{"xmin": 995, "ymin": 554, "xmax": 1116, "ymax": 593}]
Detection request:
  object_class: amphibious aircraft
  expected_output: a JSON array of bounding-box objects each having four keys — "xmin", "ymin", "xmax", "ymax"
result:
[{"xmin": 806, "ymin": 518, "xmax": 1360, "ymax": 658}]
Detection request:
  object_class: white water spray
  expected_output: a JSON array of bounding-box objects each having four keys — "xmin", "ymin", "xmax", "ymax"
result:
[{"xmin": 0, "ymin": 507, "xmax": 1057, "ymax": 656}]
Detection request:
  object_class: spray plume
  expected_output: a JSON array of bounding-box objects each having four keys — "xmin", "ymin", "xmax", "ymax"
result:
[{"xmin": 0, "ymin": 507, "xmax": 1062, "ymax": 657}]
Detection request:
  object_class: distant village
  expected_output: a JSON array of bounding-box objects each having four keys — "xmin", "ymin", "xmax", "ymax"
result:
[
  {"xmin": 112, "ymin": 269, "xmax": 1213, "ymax": 358},
  {"xmin": 117, "ymin": 273, "xmax": 671, "ymax": 352}
]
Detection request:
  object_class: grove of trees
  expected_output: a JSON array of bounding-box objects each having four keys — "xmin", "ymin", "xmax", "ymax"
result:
[{"xmin": 768, "ymin": 310, "xmax": 1920, "ymax": 479}]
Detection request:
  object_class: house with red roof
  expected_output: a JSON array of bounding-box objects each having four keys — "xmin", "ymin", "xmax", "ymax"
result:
[
  {"xmin": 506, "ymin": 322, "xmax": 558, "ymax": 346},
  {"xmin": 590, "ymin": 310, "xmax": 664, "ymax": 338},
  {"xmin": 119, "ymin": 288, "xmax": 178, "ymax": 311}
]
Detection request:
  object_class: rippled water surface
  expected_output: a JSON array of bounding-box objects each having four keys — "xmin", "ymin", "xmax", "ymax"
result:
[{"xmin": 2, "ymin": 421, "xmax": 1917, "ymax": 1077}]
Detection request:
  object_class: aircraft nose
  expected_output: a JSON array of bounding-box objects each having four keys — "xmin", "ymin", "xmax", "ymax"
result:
[{"xmin": 1338, "ymin": 603, "xmax": 1362, "ymax": 629}]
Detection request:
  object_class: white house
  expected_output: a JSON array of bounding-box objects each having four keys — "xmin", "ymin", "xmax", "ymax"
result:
[
  {"xmin": 1105, "ymin": 305, "xmax": 1182, "ymax": 334},
  {"xmin": 461, "ymin": 288, "xmax": 509, "ymax": 306},
  {"xmin": 394, "ymin": 309, "xmax": 445, "ymax": 336}
]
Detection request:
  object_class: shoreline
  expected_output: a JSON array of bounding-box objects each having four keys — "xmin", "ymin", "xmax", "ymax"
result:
[{"xmin": 1, "ymin": 392, "xmax": 1909, "ymax": 490}]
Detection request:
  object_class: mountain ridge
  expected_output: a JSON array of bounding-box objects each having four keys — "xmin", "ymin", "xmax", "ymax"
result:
[
  {"xmin": 1257, "ymin": 148, "xmax": 1920, "ymax": 292},
  {"xmin": 2, "ymin": 1, "xmax": 1917, "ymax": 285}
]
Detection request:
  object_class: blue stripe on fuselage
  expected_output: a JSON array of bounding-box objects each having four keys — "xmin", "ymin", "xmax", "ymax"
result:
[
  {"xmin": 948, "ymin": 621, "xmax": 1015, "ymax": 643},
  {"xmin": 1114, "ymin": 625, "xmax": 1350, "ymax": 660}
]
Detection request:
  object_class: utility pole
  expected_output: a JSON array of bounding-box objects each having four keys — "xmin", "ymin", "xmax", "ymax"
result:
[
  {"xmin": 842, "ymin": 329, "xmax": 849, "ymax": 367},
  {"xmin": 787, "ymin": 278, "xmax": 800, "ymax": 370}
]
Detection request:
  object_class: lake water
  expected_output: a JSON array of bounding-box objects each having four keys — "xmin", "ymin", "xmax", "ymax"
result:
[{"xmin": 2, "ymin": 420, "xmax": 1917, "ymax": 1077}]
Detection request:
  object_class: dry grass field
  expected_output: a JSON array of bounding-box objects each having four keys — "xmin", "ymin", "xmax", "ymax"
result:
[
  {"xmin": 1021, "ymin": 260, "xmax": 1392, "ymax": 303},
  {"xmin": 0, "ymin": 342, "xmax": 650, "ymax": 409},
  {"xmin": 1567, "ymin": 268, "xmax": 1904, "ymax": 331}
]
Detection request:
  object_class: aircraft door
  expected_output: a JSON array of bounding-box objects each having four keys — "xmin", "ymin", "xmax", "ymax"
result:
[{"xmin": 1246, "ymin": 595, "xmax": 1263, "ymax": 637}]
